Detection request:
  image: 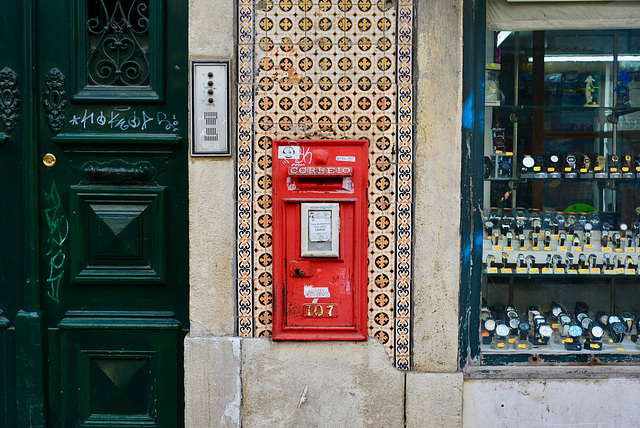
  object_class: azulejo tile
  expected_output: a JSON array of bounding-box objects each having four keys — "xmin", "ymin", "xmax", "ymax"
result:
[{"xmin": 237, "ymin": 0, "xmax": 414, "ymax": 368}]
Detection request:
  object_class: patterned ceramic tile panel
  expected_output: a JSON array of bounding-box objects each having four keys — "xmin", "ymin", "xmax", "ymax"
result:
[{"xmin": 237, "ymin": 0, "xmax": 413, "ymax": 368}]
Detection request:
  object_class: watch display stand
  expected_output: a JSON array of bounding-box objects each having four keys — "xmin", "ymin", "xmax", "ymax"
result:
[
  {"xmin": 584, "ymin": 339, "xmax": 603, "ymax": 351},
  {"xmin": 564, "ymin": 338, "xmax": 582, "ymax": 351},
  {"xmin": 490, "ymin": 337, "xmax": 509, "ymax": 350},
  {"xmin": 514, "ymin": 339, "xmax": 532, "ymax": 351}
]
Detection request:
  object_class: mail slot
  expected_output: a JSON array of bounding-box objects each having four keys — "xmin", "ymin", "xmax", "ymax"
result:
[{"xmin": 272, "ymin": 140, "xmax": 368, "ymax": 340}]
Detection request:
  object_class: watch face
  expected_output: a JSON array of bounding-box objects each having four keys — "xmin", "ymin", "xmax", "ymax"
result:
[
  {"xmin": 484, "ymin": 318, "xmax": 496, "ymax": 332},
  {"xmin": 609, "ymin": 315, "xmax": 621, "ymax": 324},
  {"xmin": 550, "ymin": 155, "xmax": 559, "ymax": 163},
  {"xmin": 539, "ymin": 324, "xmax": 554, "ymax": 338},
  {"xmin": 568, "ymin": 324, "xmax": 583, "ymax": 338},
  {"xmin": 577, "ymin": 313, "xmax": 587, "ymax": 323},
  {"xmin": 496, "ymin": 323, "xmax": 510, "ymax": 338},
  {"xmin": 519, "ymin": 321, "xmax": 530, "ymax": 332},
  {"xmin": 560, "ymin": 314, "xmax": 572, "ymax": 325},
  {"xmin": 581, "ymin": 317, "xmax": 592, "ymax": 330},
  {"xmin": 584, "ymin": 222, "xmax": 593, "ymax": 231},
  {"xmin": 523, "ymin": 156, "xmax": 535, "ymax": 168},
  {"xmin": 509, "ymin": 317, "xmax": 520, "ymax": 329},
  {"xmin": 551, "ymin": 305, "xmax": 563, "ymax": 318},
  {"xmin": 611, "ymin": 322, "xmax": 626, "ymax": 335},
  {"xmin": 591, "ymin": 325, "xmax": 604, "ymax": 339}
]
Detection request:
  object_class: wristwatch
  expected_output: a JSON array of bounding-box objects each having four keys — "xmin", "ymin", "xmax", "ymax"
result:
[
  {"xmin": 566, "ymin": 215, "xmax": 577, "ymax": 235},
  {"xmin": 484, "ymin": 221, "xmax": 494, "ymax": 238},
  {"xmin": 565, "ymin": 154, "xmax": 577, "ymax": 172},
  {"xmin": 526, "ymin": 255, "xmax": 535, "ymax": 269},
  {"xmin": 581, "ymin": 155, "xmax": 592, "ymax": 173},
  {"xmin": 584, "ymin": 222, "xmax": 593, "ymax": 244},
  {"xmin": 609, "ymin": 321, "xmax": 627, "ymax": 343},
  {"xmin": 549, "ymin": 302, "xmax": 567, "ymax": 320},
  {"xmin": 495, "ymin": 323, "xmax": 510, "ymax": 341},
  {"xmin": 572, "ymin": 235, "xmax": 581, "ymax": 247},
  {"xmin": 566, "ymin": 252, "xmax": 574, "ymax": 269},
  {"xmin": 509, "ymin": 316, "xmax": 521, "ymax": 335},
  {"xmin": 614, "ymin": 254, "xmax": 623, "ymax": 268},
  {"xmin": 608, "ymin": 154, "xmax": 620, "ymax": 172},
  {"xmin": 577, "ymin": 313, "xmax": 588, "ymax": 327},
  {"xmin": 536, "ymin": 323, "xmax": 554, "ymax": 345},
  {"xmin": 603, "ymin": 253, "xmax": 612, "ymax": 269},
  {"xmin": 590, "ymin": 324, "xmax": 605, "ymax": 341},
  {"xmin": 625, "ymin": 255, "xmax": 634, "ymax": 269},
  {"xmin": 621, "ymin": 312, "xmax": 635, "ymax": 333},
  {"xmin": 559, "ymin": 314, "xmax": 573, "ymax": 337},
  {"xmin": 548, "ymin": 154, "xmax": 561, "ymax": 172},
  {"xmin": 613, "ymin": 233, "xmax": 621, "ymax": 249},
  {"xmin": 518, "ymin": 321, "xmax": 531, "ymax": 341},
  {"xmin": 532, "ymin": 218, "xmax": 542, "ymax": 234},
  {"xmin": 595, "ymin": 312, "xmax": 609, "ymax": 327},
  {"xmin": 527, "ymin": 305, "xmax": 541, "ymax": 325},
  {"xmin": 568, "ymin": 324, "xmax": 583, "ymax": 340},
  {"xmin": 521, "ymin": 155, "xmax": 535, "ymax": 174},
  {"xmin": 623, "ymin": 154, "xmax": 632, "ymax": 172},
  {"xmin": 483, "ymin": 317, "xmax": 496, "ymax": 336},
  {"xmin": 559, "ymin": 232, "xmax": 567, "ymax": 247},
  {"xmin": 580, "ymin": 316, "xmax": 593, "ymax": 332}
]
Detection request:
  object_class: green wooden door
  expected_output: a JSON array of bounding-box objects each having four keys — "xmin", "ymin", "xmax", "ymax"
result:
[{"xmin": 0, "ymin": 1, "xmax": 188, "ymax": 426}]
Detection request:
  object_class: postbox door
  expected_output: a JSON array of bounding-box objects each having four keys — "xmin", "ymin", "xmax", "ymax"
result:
[
  {"xmin": 273, "ymin": 140, "xmax": 368, "ymax": 341},
  {"xmin": 284, "ymin": 201, "xmax": 356, "ymax": 328}
]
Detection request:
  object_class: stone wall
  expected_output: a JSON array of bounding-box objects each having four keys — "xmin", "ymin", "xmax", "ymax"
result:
[{"xmin": 185, "ymin": 0, "xmax": 640, "ymax": 426}]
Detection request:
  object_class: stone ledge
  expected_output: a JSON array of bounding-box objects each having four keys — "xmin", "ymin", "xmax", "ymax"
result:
[{"xmin": 465, "ymin": 364, "xmax": 640, "ymax": 380}]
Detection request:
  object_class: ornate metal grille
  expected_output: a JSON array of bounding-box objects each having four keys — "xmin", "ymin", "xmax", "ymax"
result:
[{"xmin": 87, "ymin": 0, "xmax": 150, "ymax": 87}]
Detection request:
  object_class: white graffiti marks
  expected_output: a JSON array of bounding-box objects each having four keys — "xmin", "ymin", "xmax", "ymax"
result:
[
  {"xmin": 68, "ymin": 106, "xmax": 179, "ymax": 132},
  {"xmin": 44, "ymin": 183, "xmax": 69, "ymax": 303}
]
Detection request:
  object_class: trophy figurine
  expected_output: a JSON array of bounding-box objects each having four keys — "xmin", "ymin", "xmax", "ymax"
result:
[{"xmin": 584, "ymin": 75, "xmax": 599, "ymax": 107}]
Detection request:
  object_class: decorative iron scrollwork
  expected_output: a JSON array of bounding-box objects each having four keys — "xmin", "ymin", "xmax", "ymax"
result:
[
  {"xmin": 44, "ymin": 68, "xmax": 68, "ymax": 134},
  {"xmin": 0, "ymin": 66, "xmax": 20, "ymax": 140},
  {"xmin": 87, "ymin": 0, "xmax": 150, "ymax": 87},
  {"xmin": 81, "ymin": 159, "xmax": 156, "ymax": 184}
]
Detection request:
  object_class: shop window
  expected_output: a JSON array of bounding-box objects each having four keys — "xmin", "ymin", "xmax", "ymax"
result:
[{"xmin": 467, "ymin": 15, "xmax": 640, "ymax": 364}]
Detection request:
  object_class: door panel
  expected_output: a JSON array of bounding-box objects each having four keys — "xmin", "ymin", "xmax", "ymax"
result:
[{"xmin": 1, "ymin": 1, "xmax": 188, "ymax": 426}]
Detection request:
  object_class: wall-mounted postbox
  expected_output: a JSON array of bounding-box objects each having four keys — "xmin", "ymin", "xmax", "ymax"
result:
[{"xmin": 273, "ymin": 140, "xmax": 368, "ymax": 340}]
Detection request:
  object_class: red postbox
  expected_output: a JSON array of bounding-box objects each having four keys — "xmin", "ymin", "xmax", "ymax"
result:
[{"xmin": 272, "ymin": 140, "xmax": 368, "ymax": 340}]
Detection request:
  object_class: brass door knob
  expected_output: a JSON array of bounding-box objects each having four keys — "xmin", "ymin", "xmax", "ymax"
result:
[{"xmin": 43, "ymin": 153, "xmax": 57, "ymax": 168}]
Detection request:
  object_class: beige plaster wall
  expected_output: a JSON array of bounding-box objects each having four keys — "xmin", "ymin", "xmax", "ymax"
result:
[
  {"xmin": 188, "ymin": 0, "xmax": 236, "ymax": 337},
  {"xmin": 412, "ymin": 0, "xmax": 464, "ymax": 372}
]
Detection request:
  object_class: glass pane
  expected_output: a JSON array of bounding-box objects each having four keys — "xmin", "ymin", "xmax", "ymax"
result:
[{"xmin": 481, "ymin": 29, "xmax": 640, "ymax": 357}]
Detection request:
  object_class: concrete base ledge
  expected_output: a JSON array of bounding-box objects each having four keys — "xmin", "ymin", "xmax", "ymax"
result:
[
  {"xmin": 184, "ymin": 336, "xmax": 464, "ymax": 427},
  {"xmin": 465, "ymin": 364, "xmax": 640, "ymax": 380}
]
